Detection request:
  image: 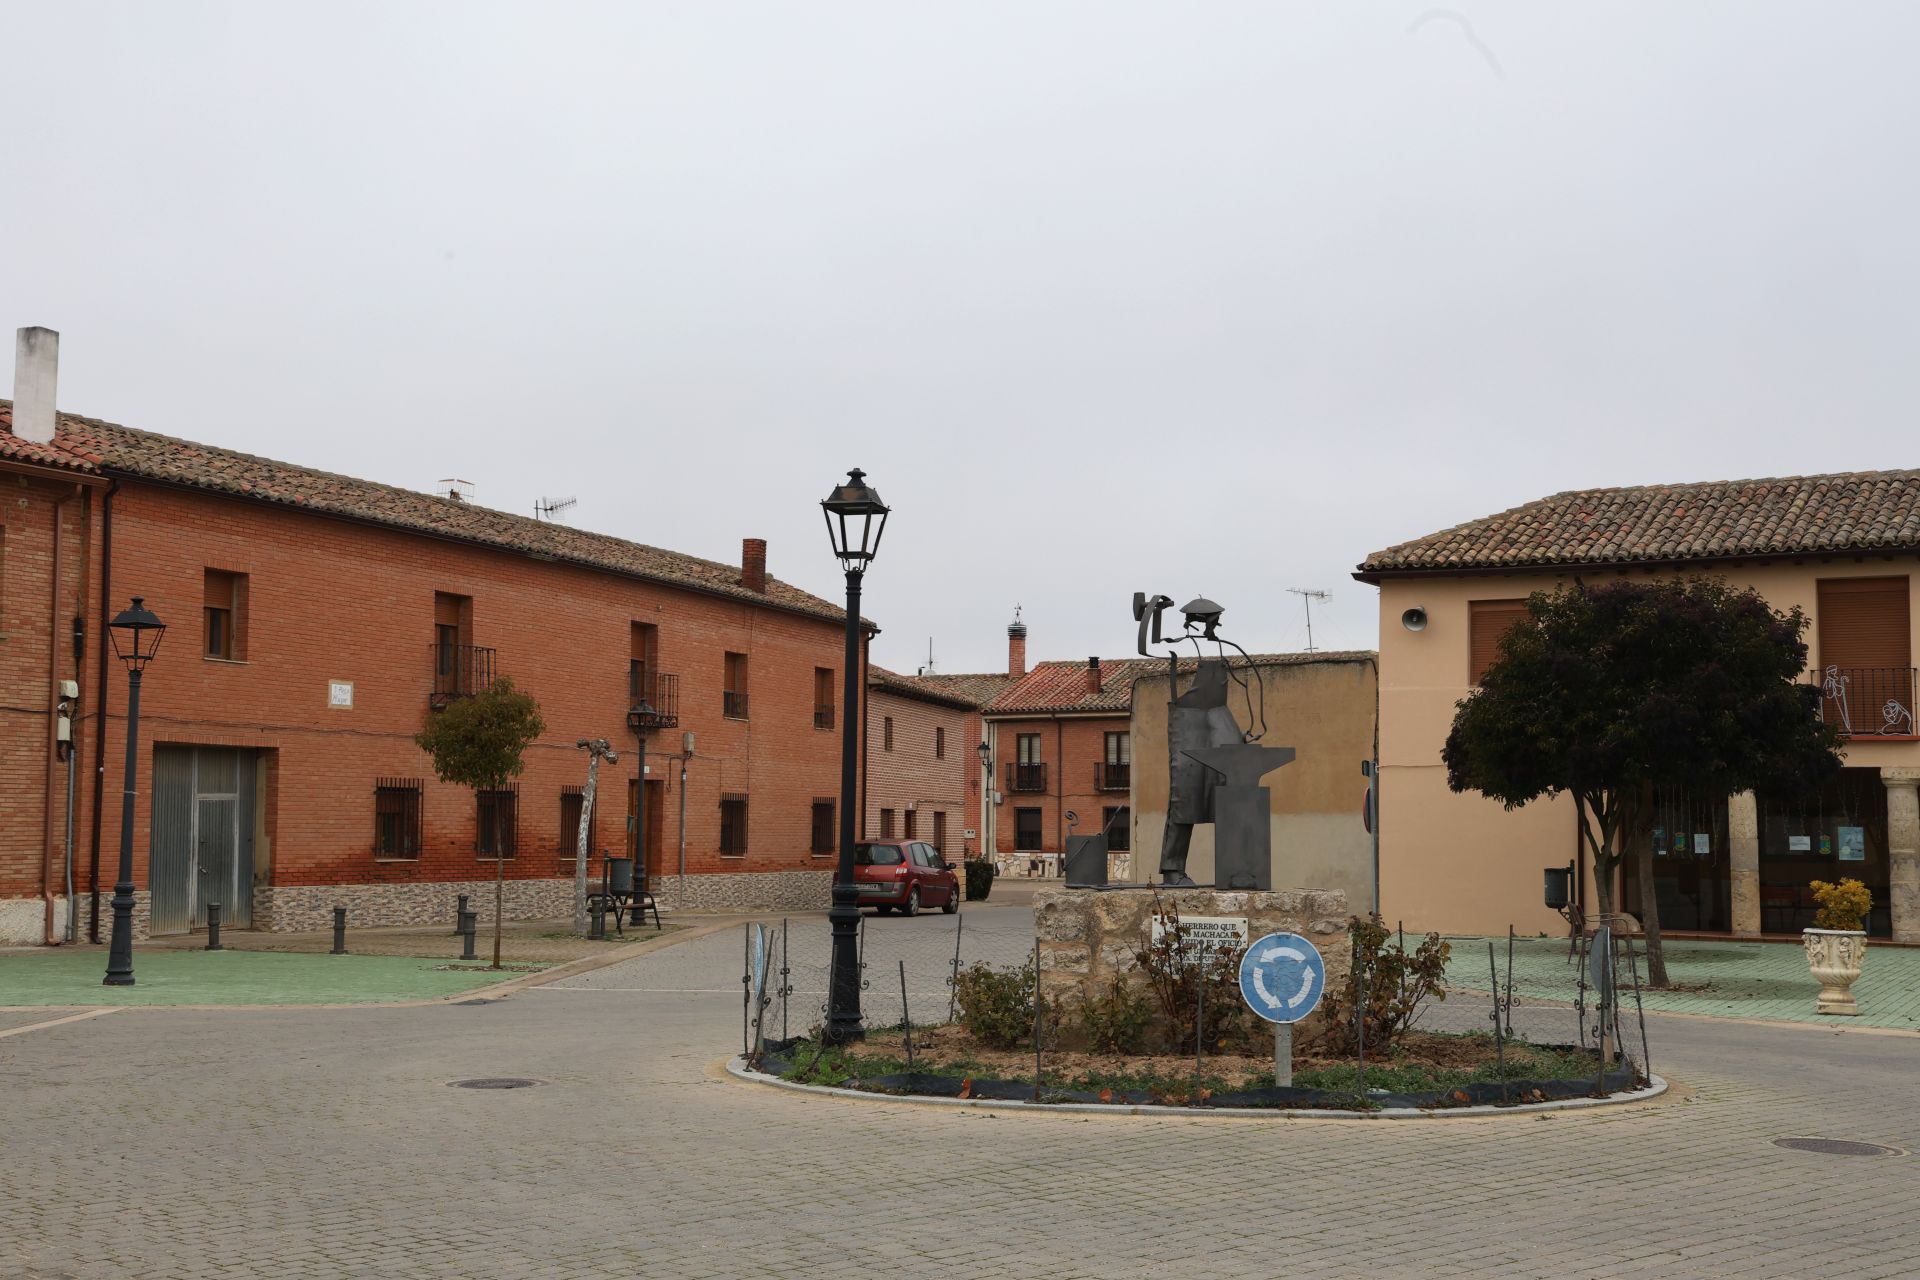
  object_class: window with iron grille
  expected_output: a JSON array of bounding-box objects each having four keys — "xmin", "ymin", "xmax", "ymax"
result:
[
  {"xmin": 935, "ymin": 726, "xmax": 945, "ymax": 759},
  {"xmin": 373, "ymin": 779, "xmax": 422, "ymax": 858},
  {"xmin": 813, "ymin": 668, "xmax": 834, "ymax": 729},
  {"xmin": 1103, "ymin": 805, "xmax": 1131, "ymax": 852},
  {"xmin": 810, "ymin": 800, "xmax": 835, "ymax": 855},
  {"xmin": 883, "ymin": 716, "xmax": 894, "ymax": 751},
  {"xmin": 477, "ymin": 789, "xmax": 517, "ymax": 857},
  {"xmin": 560, "ymin": 785, "xmax": 595, "ymax": 860},
  {"xmin": 880, "ymin": 808, "xmax": 895, "ymax": 838},
  {"xmin": 719, "ymin": 793, "xmax": 749, "ymax": 856}
]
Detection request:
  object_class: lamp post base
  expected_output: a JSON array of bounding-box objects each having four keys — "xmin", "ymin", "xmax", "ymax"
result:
[
  {"xmin": 824, "ymin": 884, "xmax": 865, "ymax": 1045},
  {"xmin": 103, "ymin": 885, "xmax": 137, "ymax": 986}
]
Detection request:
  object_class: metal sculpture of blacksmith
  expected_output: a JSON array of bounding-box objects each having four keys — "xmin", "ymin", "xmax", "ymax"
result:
[{"xmin": 1134, "ymin": 592, "xmax": 1292, "ymax": 889}]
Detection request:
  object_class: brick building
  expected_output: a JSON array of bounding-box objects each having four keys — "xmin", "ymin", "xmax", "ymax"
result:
[
  {"xmin": 0, "ymin": 335, "xmax": 868, "ymax": 944},
  {"xmin": 864, "ymin": 667, "xmax": 1009, "ymax": 862}
]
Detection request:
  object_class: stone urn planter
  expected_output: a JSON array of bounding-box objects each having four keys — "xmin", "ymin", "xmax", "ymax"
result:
[{"xmin": 1803, "ymin": 928, "xmax": 1867, "ymax": 1016}]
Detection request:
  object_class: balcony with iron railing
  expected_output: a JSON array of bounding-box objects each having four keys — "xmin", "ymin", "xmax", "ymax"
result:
[
  {"xmin": 627, "ymin": 666, "xmax": 680, "ymax": 731},
  {"xmin": 1813, "ymin": 665, "xmax": 1919, "ymax": 739},
  {"xmin": 1095, "ymin": 761, "xmax": 1131, "ymax": 791},
  {"xmin": 430, "ymin": 643, "xmax": 495, "ymax": 709},
  {"xmin": 1005, "ymin": 761, "xmax": 1048, "ymax": 793},
  {"xmin": 724, "ymin": 689, "xmax": 750, "ymax": 720}
]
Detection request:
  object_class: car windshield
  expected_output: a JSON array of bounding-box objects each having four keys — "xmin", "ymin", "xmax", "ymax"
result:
[{"xmin": 855, "ymin": 843, "xmax": 904, "ymax": 866}]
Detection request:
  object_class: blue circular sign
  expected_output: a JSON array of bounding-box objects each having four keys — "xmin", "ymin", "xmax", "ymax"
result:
[{"xmin": 1238, "ymin": 931, "xmax": 1326, "ymax": 1025}]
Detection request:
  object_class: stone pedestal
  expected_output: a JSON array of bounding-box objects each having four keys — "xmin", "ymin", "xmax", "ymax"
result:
[
  {"xmin": 1881, "ymin": 770, "xmax": 1920, "ymax": 944},
  {"xmin": 1729, "ymin": 791, "xmax": 1760, "ymax": 938},
  {"xmin": 1032, "ymin": 886, "xmax": 1350, "ymax": 1009}
]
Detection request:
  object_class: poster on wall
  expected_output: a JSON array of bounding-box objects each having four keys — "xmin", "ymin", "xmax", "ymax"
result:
[
  {"xmin": 1820, "ymin": 834, "xmax": 1834, "ymax": 856},
  {"xmin": 1838, "ymin": 826, "xmax": 1867, "ymax": 862},
  {"xmin": 1693, "ymin": 832, "xmax": 1711, "ymax": 856},
  {"xmin": 1653, "ymin": 825, "xmax": 1668, "ymax": 858},
  {"xmin": 1789, "ymin": 835, "xmax": 1812, "ymax": 852},
  {"xmin": 1673, "ymin": 830, "xmax": 1688, "ymax": 856}
]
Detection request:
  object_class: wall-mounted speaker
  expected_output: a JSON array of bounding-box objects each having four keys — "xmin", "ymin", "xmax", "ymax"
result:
[{"xmin": 1401, "ymin": 607, "xmax": 1428, "ymax": 633}]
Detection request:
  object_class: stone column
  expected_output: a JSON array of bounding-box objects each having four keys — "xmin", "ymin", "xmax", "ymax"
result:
[
  {"xmin": 1729, "ymin": 791, "xmax": 1760, "ymax": 938},
  {"xmin": 1882, "ymin": 769, "xmax": 1920, "ymax": 944}
]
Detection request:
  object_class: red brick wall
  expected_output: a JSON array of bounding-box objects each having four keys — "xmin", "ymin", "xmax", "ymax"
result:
[
  {"xmin": 865, "ymin": 688, "xmax": 969, "ymax": 858},
  {"xmin": 988, "ymin": 713, "xmax": 1132, "ymax": 854},
  {"xmin": 2, "ymin": 472, "xmax": 861, "ymax": 926}
]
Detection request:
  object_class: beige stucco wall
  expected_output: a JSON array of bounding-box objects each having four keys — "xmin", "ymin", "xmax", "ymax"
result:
[
  {"xmin": 1129, "ymin": 656, "xmax": 1377, "ymax": 912},
  {"xmin": 1376, "ymin": 559, "xmax": 1920, "ymax": 937}
]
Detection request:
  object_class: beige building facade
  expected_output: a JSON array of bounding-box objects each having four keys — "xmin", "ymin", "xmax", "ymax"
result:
[
  {"xmin": 1128, "ymin": 653, "xmax": 1378, "ymax": 911},
  {"xmin": 1359, "ymin": 472, "xmax": 1920, "ymax": 942}
]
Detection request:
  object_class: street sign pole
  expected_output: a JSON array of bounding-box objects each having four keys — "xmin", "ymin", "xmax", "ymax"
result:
[
  {"xmin": 1273, "ymin": 1022, "xmax": 1292, "ymax": 1087},
  {"xmin": 1238, "ymin": 930, "xmax": 1325, "ymax": 1091}
]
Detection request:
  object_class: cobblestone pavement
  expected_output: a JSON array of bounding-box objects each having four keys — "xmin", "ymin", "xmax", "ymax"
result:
[
  {"xmin": 5, "ymin": 901, "xmax": 1920, "ymax": 1279},
  {"xmin": 139, "ymin": 916, "xmax": 687, "ymax": 964}
]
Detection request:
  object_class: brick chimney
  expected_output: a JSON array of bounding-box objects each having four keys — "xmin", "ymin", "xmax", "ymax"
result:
[
  {"xmin": 1084, "ymin": 656, "xmax": 1103, "ymax": 696},
  {"xmin": 11, "ymin": 327, "xmax": 59, "ymax": 445},
  {"xmin": 1007, "ymin": 613, "xmax": 1028, "ymax": 679},
  {"xmin": 742, "ymin": 538, "xmax": 767, "ymax": 593}
]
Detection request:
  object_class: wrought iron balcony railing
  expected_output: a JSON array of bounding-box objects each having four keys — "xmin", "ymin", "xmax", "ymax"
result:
[
  {"xmin": 814, "ymin": 704, "xmax": 834, "ymax": 730},
  {"xmin": 1005, "ymin": 762, "xmax": 1048, "ymax": 793},
  {"xmin": 627, "ymin": 668, "xmax": 680, "ymax": 731},
  {"xmin": 1814, "ymin": 665, "xmax": 1918, "ymax": 738},
  {"xmin": 431, "ymin": 643, "xmax": 495, "ymax": 709},
  {"xmin": 724, "ymin": 690, "xmax": 750, "ymax": 720},
  {"xmin": 1095, "ymin": 761, "xmax": 1131, "ymax": 791}
]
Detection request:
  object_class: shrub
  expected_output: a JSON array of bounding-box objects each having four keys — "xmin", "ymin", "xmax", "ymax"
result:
[
  {"xmin": 1316, "ymin": 915, "xmax": 1449, "ymax": 1056},
  {"xmin": 954, "ymin": 959, "xmax": 1034, "ymax": 1048},
  {"xmin": 1133, "ymin": 904, "xmax": 1259, "ymax": 1055},
  {"xmin": 1811, "ymin": 878, "xmax": 1872, "ymax": 931},
  {"xmin": 1077, "ymin": 973, "xmax": 1156, "ymax": 1054},
  {"xmin": 964, "ymin": 858, "xmax": 996, "ymax": 902}
]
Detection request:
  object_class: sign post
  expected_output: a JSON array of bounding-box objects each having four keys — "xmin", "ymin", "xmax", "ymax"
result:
[{"xmin": 1238, "ymin": 931, "xmax": 1327, "ymax": 1088}]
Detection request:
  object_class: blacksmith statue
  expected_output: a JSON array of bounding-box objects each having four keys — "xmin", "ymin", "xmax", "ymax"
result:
[{"xmin": 1134, "ymin": 592, "xmax": 1292, "ymax": 889}]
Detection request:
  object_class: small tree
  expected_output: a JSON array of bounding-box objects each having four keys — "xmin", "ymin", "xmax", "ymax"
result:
[
  {"xmin": 1443, "ymin": 579, "xmax": 1841, "ymax": 986},
  {"xmin": 415, "ymin": 678, "xmax": 546, "ymax": 969}
]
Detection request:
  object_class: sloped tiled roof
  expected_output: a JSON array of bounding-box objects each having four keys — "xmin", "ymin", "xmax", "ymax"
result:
[
  {"xmin": 984, "ymin": 651, "xmax": 1372, "ymax": 716},
  {"xmin": 1356, "ymin": 471, "xmax": 1920, "ymax": 578},
  {"xmin": 1, "ymin": 402, "xmax": 850, "ymax": 623},
  {"xmin": 868, "ymin": 667, "xmax": 1011, "ymax": 710}
]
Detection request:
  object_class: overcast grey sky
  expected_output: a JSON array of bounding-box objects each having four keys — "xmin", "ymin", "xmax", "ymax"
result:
[{"xmin": 7, "ymin": 3, "xmax": 1919, "ymax": 674}]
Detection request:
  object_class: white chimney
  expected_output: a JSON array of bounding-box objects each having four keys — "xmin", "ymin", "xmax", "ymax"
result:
[{"xmin": 12, "ymin": 327, "xmax": 59, "ymax": 445}]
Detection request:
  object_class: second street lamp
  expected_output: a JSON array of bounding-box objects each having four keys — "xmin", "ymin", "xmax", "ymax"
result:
[
  {"xmin": 821, "ymin": 468, "xmax": 889, "ymax": 1045},
  {"xmin": 104, "ymin": 596, "xmax": 166, "ymax": 987}
]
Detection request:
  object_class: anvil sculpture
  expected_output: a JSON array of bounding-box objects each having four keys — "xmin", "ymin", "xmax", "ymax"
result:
[{"xmin": 1173, "ymin": 742, "xmax": 1294, "ymax": 891}]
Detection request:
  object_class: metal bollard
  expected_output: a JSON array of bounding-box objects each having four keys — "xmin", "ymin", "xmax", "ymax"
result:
[
  {"xmin": 205, "ymin": 902, "xmax": 224, "ymax": 952},
  {"xmin": 458, "ymin": 909, "xmax": 478, "ymax": 961},
  {"xmin": 454, "ymin": 894, "xmax": 469, "ymax": 935},
  {"xmin": 331, "ymin": 905, "xmax": 348, "ymax": 955},
  {"xmin": 589, "ymin": 902, "xmax": 606, "ymax": 940}
]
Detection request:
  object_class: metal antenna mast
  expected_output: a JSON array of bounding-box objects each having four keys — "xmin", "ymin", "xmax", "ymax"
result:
[
  {"xmin": 1286, "ymin": 588, "xmax": 1331, "ymax": 653},
  {"xmin": 535, "ymin": 496, "xmax": 578, "ymax": 522}
]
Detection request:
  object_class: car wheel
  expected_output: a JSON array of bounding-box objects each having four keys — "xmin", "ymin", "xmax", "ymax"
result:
[
  {"xmin": 901, "ymin": 887, "xmax": 920, "ymax": 918},
  {"xmin": 941, "ymin": 887, "xmax": 958, "ymax": 914}
]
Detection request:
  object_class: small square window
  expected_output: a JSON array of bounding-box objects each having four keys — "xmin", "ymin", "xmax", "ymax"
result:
[
  {"xmin": 720, "ymin": 793, "xmax": 749, "ymax": 856},
  {"xmin": 477, "ymin": 789, "xmax": 517, "ymax": 857},
  {"xmin": 374, "ymin": 779, "xmax": 422, "ymax": 858}
]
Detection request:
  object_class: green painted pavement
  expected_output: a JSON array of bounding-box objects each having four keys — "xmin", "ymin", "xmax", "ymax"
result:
[
  {"xmin": 0, "ymin": 948, "xmax": 542, "ymax": 1007},
  {"xmin": 1442, "ymin": 934, "xmax": 1920, "ymax": 1030}
]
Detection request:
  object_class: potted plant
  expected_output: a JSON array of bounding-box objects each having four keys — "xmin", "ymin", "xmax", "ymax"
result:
[{"xmin": 1805, "ymin": 878, "xmax": 1872, "ymax": 1016}]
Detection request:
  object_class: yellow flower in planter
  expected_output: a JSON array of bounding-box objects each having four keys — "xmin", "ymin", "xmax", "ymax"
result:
[{"xmin": 1810, "ymin": 878, "xmax": 1872, "ymax": 932}]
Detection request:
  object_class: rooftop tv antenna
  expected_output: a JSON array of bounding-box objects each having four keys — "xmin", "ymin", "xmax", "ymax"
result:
[
  {"xmin": 438, "ymin": 478, "xmax": 474, "ymax": 503},
  {"xmin": 1287, "ymin": 588, "xmax": 1331, "ymax": 653},
  {"xmin": 917, "ymin": 637, "xmax": 937, "ymax": 676},
  {"xmin": 535, "ymin": 495, "xmax": 578, "ymax": 522}
]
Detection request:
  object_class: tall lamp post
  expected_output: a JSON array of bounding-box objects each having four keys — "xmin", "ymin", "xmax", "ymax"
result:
[
  {"xmin": 976, "ymin": 740, "xmax": 992, "ymax": 862},
  {"xmin": 104, "ymin": 597, "xmax": 166, "ymax": 986},
  {"xmin": 821, "ymin": 468, "xmax": 889, "ymax": 1045}
]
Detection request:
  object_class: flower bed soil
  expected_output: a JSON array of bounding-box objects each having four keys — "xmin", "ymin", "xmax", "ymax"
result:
[{"xmin": 762, "ymin": 1025, "xmax": 1639, "ymax": 1111}]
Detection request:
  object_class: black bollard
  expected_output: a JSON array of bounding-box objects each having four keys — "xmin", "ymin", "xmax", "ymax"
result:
[
  {"xmin": 454, "ymin": 894, "xmax": 469, "ymax": 935},
  {"xmin": 331, "ymin": 905, "xmax": 348, "ymax": 955},
  {"xmin": 458, "ymin": 909, "xmax": 478, "ymax": 961},
  {"xmin": 589, "ymin": 902, "xmax": 606, "ymax": 940},
  {"xmin": 205, "ymin": 902, "xmax": 224, "ymax": 952}
]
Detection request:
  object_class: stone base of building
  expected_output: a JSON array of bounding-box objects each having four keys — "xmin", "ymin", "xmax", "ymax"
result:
[
  {"xmin": 252, "ymin": 878, "xmax": 578, "ymax": 933},
  {"xmin": 1033, "ymin": 886, "xmax": 1352, "ymax": 1008},
  {"xmin": 0, "ymin": 893, "xmax": 149, "ymax": 945},
  {"xmin": 652, "ymin": 869, "xmax": 833, "ymax": 913}
]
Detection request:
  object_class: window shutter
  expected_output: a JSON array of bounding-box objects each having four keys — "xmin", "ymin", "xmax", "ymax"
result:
[
  {"xmin": 1818, "ymin": 578, "xmax": 1911, "ymax": 670},
  {"xmin": 1469, "ymin": 599, "xmax": 1530, "ymax": 684}
]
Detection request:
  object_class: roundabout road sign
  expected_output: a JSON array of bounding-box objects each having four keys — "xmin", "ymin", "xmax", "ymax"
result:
[{"xmin": 1238, "ymin": 931, "xmax": 1326, "ymax": 1025}]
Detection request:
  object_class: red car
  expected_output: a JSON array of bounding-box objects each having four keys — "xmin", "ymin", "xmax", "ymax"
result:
[{"xmin": 853, "ymin": 840, "xmax": 960, "ymax": 916}]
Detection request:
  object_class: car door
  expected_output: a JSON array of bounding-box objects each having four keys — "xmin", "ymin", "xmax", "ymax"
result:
[
  {"xmin": 919, "ymin": 841, "xmax": 953, "ymax": 902},
  {"xmin": 909, "ymin": 843, "xmax": 938, "ymax": 900}
]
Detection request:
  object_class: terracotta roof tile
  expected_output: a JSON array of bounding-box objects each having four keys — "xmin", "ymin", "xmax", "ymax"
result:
[
  {"xmin": 1357, "ymin": 471, "xmax": 1920, "ymax": 577},
  {"xmin": 2, "ymin": 402, "xmax": 850, "ymax": 623},
  {"xmin": 868, "ymin": 667, "xmax": 1012, "ymax": 710},
  {"xmin": 984, "ymin": 651, "xmax": 1373, "ymax": 716}
]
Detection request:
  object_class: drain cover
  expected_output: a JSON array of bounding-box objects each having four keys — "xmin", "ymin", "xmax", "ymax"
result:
[
  {"xmin": 451, "ymin": 1077, "xmax": 543, "ymax": 1090},
  {"xmin": 1772, "ymin": 1137, "xmax": 1901, "ymax": 1157}
]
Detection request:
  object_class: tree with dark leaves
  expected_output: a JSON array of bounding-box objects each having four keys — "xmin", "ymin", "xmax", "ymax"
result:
[{"xmin": 1443, "ymin": 579, "xmax": 1841, "ymax": 986}]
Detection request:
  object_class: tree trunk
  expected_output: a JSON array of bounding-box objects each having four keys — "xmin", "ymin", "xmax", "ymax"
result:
[
  {"xmin": 1577, "ymin": 795, "xmax": 1616, "ymax": 923},
  {"xmin": 1628, "ymin": 788, "xmax": 1671, "ymax": 988},
  {"xmin": 493, "ymin": 841, "xmax": 505, "ymax": 970},
  {"xmin": 573, "ymin": 751, "xmax": 601, "ymax": 937}
]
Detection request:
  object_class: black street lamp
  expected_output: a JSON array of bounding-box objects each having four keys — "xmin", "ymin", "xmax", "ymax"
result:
[
  {"xmin": 821, "ymin": 468, "xmax": 889, "ymax": 1045},
  {"xmin": 104, "ymin": 596, "xmax": 166, "ymax": 986},
  {"xmin": 626, "ymin": 697, "xmax": 670, "ymax": 923}
]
